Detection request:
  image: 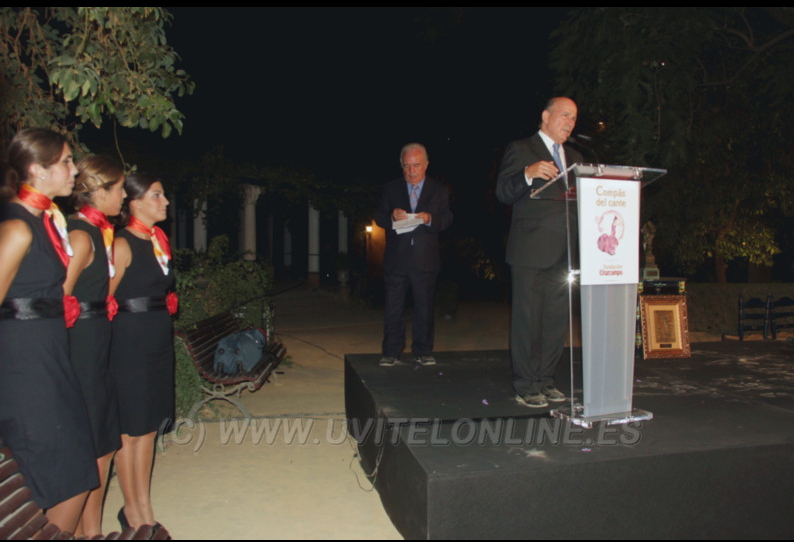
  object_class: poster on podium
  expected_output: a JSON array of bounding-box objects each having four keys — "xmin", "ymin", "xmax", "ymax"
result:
[{"xmin": 577, "ymin": 177, "xmax": 641, "ymax": 286}]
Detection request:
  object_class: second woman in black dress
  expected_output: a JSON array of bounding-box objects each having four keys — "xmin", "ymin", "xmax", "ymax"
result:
[{"xmin": 63, "ymin": 155, "xmax": 126, "ymax": 536}]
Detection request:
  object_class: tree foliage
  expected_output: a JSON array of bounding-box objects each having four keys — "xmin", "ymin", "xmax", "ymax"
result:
[
  {"xmin": 0, "ymin": 7, "xmax": 194, "ymax": 149},
  {"xmin": 550, "ymin": 7, "xmax": 794, "ymax": 281}
]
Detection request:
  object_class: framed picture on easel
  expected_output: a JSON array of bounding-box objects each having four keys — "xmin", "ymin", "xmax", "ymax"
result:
[{"xmin": 640, "ymin": 295, "xmax": 691, "ymax": 359}]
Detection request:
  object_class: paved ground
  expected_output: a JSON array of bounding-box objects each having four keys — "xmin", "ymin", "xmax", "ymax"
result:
[
  {"xmin": 100, "ymin": 284, "xmax": 729, "ymax": 539},
  {"xmin": 102, "ymin": 285, "xmax": 445, "ymax": 539}
]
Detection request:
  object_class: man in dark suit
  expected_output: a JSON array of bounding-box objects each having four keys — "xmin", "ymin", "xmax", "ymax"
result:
[
  {"xmin": 374, "ymin": 143, "xmax": 453, "ymax": 367},
  {"xmin": 496, "ymin": 97, "xmax": 582, "ymax": 407}
]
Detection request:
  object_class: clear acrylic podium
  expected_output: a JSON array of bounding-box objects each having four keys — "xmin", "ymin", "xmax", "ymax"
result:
[{"xmin": 534, "ymin": 163, "xmax": 667, "ymax": 428}]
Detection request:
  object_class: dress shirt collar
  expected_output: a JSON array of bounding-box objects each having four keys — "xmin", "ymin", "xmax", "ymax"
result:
[
  {"xmin": 406, "ymin": 178, "xmax": 425, "ymax": 194},
  {"xmin": 538, "ymin": 131, "xmax": 566, "ymax": 171},
  {"xmin": 538, "ymin": 130, "xmax": 557, "ymax": 156}
]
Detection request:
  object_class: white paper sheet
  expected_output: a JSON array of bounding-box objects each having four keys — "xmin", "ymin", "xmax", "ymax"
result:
[{"xmin": 393, "ymin": 214, "xmax": 424, "ymax": 234}]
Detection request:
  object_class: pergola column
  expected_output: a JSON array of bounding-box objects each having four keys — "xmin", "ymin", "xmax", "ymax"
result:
[
  {"xmin": 194, "ymin": 199, "xmax": 207, "ymax": 253},
  {"xmin": 241, "ymin": 184, "xmax": 262, "ymax": 261},
  {"xmin": 308, "ymin": 203, "xmax": 320, "ymax": 288}
]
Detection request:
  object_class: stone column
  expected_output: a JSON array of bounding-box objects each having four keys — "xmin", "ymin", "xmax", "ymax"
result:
[
  {"xmin": 241, "ymin": 184, "xmax": 262, "ymax": 261},
  {"xmin": 308, "ymin": 203, "xmax": 320, "ymax": 288},
  {"xmin": 284, "ymin": 225, "xmax": 292, "ymax": 271},
  {"xmin": 193, "ymin": 199, "xmax": 207, "ymax": 253},
  {"xmin": 338, "ymin": 210, "xmax": 348, "ymax": 255}
]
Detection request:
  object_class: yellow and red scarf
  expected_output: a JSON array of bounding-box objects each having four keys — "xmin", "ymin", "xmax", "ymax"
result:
[
  {"xmin": 18, "ymin": 185, "xmax": 80, "ymax": 326},
  {"xmin": 18, "ymin": 184, "xmax": 73, "ymax": 268},
  {"xmin": 127, "ymin": 216, "xmax": 177, "ymax": 315},
  {"xmin": 127, "ymin": 216, "xmax": 171, "ymax": 276},
  {"xmin": 78, "ymin": 204, "xmax": 115, "ymax": 278}
]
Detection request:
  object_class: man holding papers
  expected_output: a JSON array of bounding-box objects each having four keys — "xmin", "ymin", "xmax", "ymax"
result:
[{"xmin": 374, "ymin": 143, "xmax": 453, "ymax": 367}]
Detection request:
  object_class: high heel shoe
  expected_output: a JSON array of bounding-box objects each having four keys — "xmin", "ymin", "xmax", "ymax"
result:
[{"xmin": 118, "ymin": 507, "xmax": 130, "ymax": 530}]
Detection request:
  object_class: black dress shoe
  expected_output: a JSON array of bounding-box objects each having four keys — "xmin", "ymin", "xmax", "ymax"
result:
[{"xmin": 118, "ymin": 507, "xmax": 130, "ymax": 529}]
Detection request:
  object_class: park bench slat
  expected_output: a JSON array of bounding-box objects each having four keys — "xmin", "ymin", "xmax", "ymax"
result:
[{"xmin": 0, "ymin": 441, "xmax": 170, "ymax": 540}]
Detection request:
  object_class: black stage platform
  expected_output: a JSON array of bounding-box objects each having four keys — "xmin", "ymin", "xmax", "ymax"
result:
[{"xmin": 345, "ymin": 341, "xmax": 794, "ymax": 539}]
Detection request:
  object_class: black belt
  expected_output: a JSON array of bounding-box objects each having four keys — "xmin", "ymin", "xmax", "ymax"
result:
[
  {"xmin": 117, "ymin": 296, "xmax": 167, "ymax": 313},
  {"xmin": 0, "ymin": 298, "xmax": 63, "ymax": 320},
  {"xmin": 77, "ymin": 300, "xmax": 108, "ymax": 319}
]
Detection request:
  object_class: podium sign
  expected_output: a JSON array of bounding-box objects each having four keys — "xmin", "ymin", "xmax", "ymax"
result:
[{"xmin": 577, "ymin": 178, "xmax": 641, "ymax": 286}]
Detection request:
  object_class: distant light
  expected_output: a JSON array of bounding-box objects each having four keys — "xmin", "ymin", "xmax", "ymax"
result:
[
  {"xmin": 568, "ymin": 271, "xmax": 577, "ymax": 285},
  {"xmin": 366, "ymin": 225, "xmax": 373, "ymax": 233}
]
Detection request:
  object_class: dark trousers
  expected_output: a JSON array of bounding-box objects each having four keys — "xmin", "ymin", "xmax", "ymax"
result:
[
  {"xmin": 510, "ymin": 261, "xmax": 570, "ymax": 395},
  {"xmin": 382, "ymin": 268, "xmax": 437, "ymax": 358}
]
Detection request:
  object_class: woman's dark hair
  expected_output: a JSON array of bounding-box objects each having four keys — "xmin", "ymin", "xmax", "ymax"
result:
[
  {"xmin": 1, "ymin": 128, "xmax": 67, "ymax": 201},
  {"xmin": 72, "ymin": 154, "xmax": 125, "ymax": 208},
  {"xmin": 118, "ymin": 172, "xmax": 161, "ymax": 227}
]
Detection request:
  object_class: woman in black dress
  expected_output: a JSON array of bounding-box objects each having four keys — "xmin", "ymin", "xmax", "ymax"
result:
[
  {"xmin": 109, "ymin": 173, "xmax": 175, "ymax": 529},
  {"xmin": 63, "ymin": 155, "xmax": 126, "ymax": 536},
  {"xmin": 0, "ymin": 128, "xmax": 98, "ymax": 532}
]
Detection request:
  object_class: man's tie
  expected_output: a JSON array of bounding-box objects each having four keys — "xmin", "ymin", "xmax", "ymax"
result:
[
  {"xmin": 410, "ymin": 184, "xmax": 418, "ymax": 213},
  {"xmin": 552, "ymin": 143, "xmax": 564, "ymax": 173}
]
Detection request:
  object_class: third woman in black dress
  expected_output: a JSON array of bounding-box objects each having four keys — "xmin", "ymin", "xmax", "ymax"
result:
[{"xmin": 109, "ymin": 173, "xmax": 175, "ymax": 530}]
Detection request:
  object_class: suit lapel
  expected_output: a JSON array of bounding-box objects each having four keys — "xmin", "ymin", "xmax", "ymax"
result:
[
  {"xmin": 395, "ymin": 180, "xmax": 411, "ymax": 211},
  {"xmin": 563, "ymin": 145, "xmax": 580, "ymax": 168},
  {"xmin": 401, "ymin": 179, "xmax": 432, "ymax": 213},
  {"xmin": 529, "ymin": 133, "xmax": 571, "ymax": 197},
  {"xmin": 531, "ymin": 132, "xmax": 579, "ymax": 166},
  {"xmin": 530, "ymin": 133, "xmax": 553, "ymax": 162}
]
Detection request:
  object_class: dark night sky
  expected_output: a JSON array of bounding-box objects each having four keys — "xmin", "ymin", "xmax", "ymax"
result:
[{"xmin": 153, "ymin": 7, "xmax": 572, "ymax": 184}]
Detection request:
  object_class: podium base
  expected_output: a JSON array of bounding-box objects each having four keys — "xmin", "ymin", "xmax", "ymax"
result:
[{"xmin": 551, "ymin": 403, "xmax": 654, "ymax": 429}]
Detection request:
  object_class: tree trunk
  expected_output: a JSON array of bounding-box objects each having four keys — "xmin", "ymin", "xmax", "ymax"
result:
[{"xmin": 715, "ymin": 252, "xmax": 728, "ymax": 283}]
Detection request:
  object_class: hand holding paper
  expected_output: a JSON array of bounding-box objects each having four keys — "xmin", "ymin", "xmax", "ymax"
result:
[{"xmin": 393, "ymin": 213, "xmax": 424, "ymax": 234}]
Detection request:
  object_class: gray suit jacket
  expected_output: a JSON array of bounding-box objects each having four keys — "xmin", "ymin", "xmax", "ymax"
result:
[{"xmin": 496, "ymin": 133, "xmax": 583, "ymax": 269}]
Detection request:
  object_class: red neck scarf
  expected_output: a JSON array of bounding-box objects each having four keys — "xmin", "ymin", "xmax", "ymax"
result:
[
  {"xmin": 17, "ymin": 184, "xmax": 72, "ymax": 268},
  {"xmin": 78, "ymin": 204, "xmax": 115, "ymax": 278},
  {"xmin": 127, "ymin": 216, "xmax": 171, "ymax": 275}
]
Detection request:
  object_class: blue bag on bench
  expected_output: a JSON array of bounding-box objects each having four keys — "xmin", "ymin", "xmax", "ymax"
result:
[{"xmin": 214, "ymin": 328, "xmax": 267, "ymax": 374}]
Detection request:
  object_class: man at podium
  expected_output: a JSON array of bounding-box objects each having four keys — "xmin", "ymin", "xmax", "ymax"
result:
[{"xmin": 496, "ymin": 97, "xmax": 582, "ymax": 408}]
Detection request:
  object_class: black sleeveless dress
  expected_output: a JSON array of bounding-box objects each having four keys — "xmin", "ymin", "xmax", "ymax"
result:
[
  {"xmin": 109, "ymin": 229, "xmax": 175, "ymax": 437},
  {"xmin": 0, "ymin": 203, "xmax": 99, "ymax": 509},
  {"xmin": 67, "ymin": 219, "xmax": 121, "ymax": 457}
]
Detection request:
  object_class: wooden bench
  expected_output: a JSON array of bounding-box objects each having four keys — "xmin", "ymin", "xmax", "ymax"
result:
[
  {"xmin": 771, "ymin": 295, "xmax": 794, "ymax": 340},
  {"xmin": 737, "ymin": 294, "xmax": 772, "ymax": 340},
  {"xmin": 175, "ymin": 311, "xmax": 286, "ymax": 420},
  {"xmin": 0, "ymin": 439, "xmax": 170, "ymax": 540}
]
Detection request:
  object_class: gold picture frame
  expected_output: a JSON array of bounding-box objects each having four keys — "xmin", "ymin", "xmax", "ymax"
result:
[{"xmin": 640, "ymin": 295, "xmax": 691, "ymax": 359}]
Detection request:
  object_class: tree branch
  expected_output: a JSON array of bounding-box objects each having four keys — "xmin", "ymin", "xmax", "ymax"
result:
[
  {"xmin": 700, "ymin": 28, "xmax": 794, "ymax": 88},
  {"xmin": 75, "ymin": 9, "xmax": 92, "ymax": 57}
]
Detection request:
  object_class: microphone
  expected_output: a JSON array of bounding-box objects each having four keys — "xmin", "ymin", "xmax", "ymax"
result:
[{"xmin": 567, "ymin": 134, "xmax": 601, "ymax": 164}]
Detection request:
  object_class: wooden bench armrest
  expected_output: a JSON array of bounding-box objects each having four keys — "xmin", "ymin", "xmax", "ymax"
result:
[{"xmin": 1, "ymin": 441, "xmax": 170, "ymax": 540}]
